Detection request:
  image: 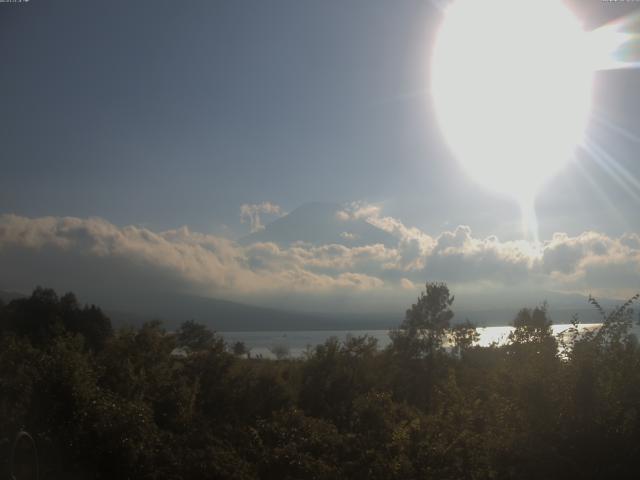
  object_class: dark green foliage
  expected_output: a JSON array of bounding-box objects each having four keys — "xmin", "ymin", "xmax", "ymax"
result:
[
  {"xmin": 1, "ymin": 285, "xmax": 640, "ymax": 479},
  {"xmin": 391, "ymin": 282, "xmax": 454, "ymax": 358},
  {"xmin": 0, "ymin": 287, "xmax": 112, "ymax": 350},
  {"xmin": 387, "ymin": 283, "xmax": 458, "ymax": 409},
  {"xmin": 232, "ymin": 340, "xmax": 249, "ymax": 357},
  {"xmin": 256, "ymin": 408, "xmax": 343, "ymax": 479},
  {"xmin": 451, "ymin": 319, "xmax": 480, "ymax": 356},
  {"xmin": 299, "ymin": 335, "xmax": 380, "ymax": 426},
  {"xmin": 177, "ymin": 319, "xmax": 219, "ymax": 351}
]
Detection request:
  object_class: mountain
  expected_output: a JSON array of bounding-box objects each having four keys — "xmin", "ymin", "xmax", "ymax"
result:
[
  {"xmin": 1, "ymin": 287, "xmax": 623, "ymax": 332},
  {"xmin": 239, "ymin": 202, "xmax": 396, "ymax": 247},
  {"xmin": 103, "ymin": 291, "xmax": 399, "ymax": 332},
  {"xmin": 6, "ymin": 288, "xmax": 389, "ymax": 331},
  {"xmin": 96, "ymin": 290, "xmax": 617, "ymax": 332}
]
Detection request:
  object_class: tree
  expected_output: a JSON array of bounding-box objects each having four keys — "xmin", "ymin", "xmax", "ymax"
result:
[
  {"xmin": 2, "ymin": 288, "xmax": 112, "ymax": 351},
  {"xmin": 299, "ymin": 336, "xmax": 380, "ymax": 426},
  {"xmin": 60, "ymin": 293, "xmax": 112, "ymax": 351},
  {"xmin": 5, "ymin": 287, "xmax": 61, "ymax": 346},
  {"xmin": 451, "ymin": 319, "xmax": 479, "ymax": 356},
  {"xmin": 391, "ymin": 282, "xmax": 454, "ymax": 358},
  {"xmin": 176, "ymin": 320, "xmax": 216, "ymax": 352},
  {"xmin": 508, "ymin": 303, "xmax": 556, "ymax": 353},
  {"xmin": 232, "ymin": 340, "xmax": 250, "ymax": 358}
]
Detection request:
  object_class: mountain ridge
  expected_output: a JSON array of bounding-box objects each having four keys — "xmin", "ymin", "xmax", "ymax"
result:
[
  {"xmin": 1, "ymin": 288, "xmax": 621, "ymax": 332},
  {"xmin": 239, "ymin": 201, "xmax": 396, "ymax": 247}
]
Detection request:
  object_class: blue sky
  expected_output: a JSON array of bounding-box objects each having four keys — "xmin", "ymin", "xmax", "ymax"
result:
[
  {"xmin": 1, "ymin": 0, "xmax": 640, "ymax": 314},
  {"xmin": 2, "ymin": 0, "xmax": 445, "ymax": 233}
]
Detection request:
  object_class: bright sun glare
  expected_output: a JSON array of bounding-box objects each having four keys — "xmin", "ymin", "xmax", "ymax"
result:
[{"xmin": 431, "ymin": 0, "xmax": 595, "ymax": 235}]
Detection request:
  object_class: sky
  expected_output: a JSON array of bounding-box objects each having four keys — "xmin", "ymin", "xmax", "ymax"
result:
[{"xmin": 1, "ymin": 0, "xmax": 640, "ymax": 316}]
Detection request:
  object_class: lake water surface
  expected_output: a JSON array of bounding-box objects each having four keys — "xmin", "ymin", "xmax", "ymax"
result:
[{"xmin": 221, "ymin": 323, "xmax": 638, "ymax": 359}]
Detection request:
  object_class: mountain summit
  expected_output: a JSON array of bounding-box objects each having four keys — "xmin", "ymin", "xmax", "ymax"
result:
[{"xmin": 239, "ymin": 202, "xmax": 396, "ymax": 247}]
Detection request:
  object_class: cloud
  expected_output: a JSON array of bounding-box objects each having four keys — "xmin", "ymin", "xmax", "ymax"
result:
[
  {"xmin": 0, "ymin": 214, "xmax": 386, "ymax": 301},
  {"xmin": 335, "ymin": 201, "xmax": 434, "ymax": 270},
  {"xmin": 240, "ymin": 202, "xmax": 283, "ymax": 233},
  {"xmin": 424, "ymin": 226, "xmax": 534, "ymax": 284},
  {"xmin": 329, "ymin": 202, "xmax": 640, "ymax": 299},
  {"xmin": 400, "ymin": 278, "xmax": 417, "ymax": 290},
  {"xmin": 340, "ymin": 232, "xmax": 358, "ymax": 241},
  {"xmin": 335, "ymin": 210, "xmax": 351, "ymax": 222},
  {"xmin": 538, "ymin": 231, "xmax": 640, "ymax": 298},
  {"xmin": 246, "ymin": 241, "xmax": 398, "ymax": 272},
  {"xmin": 0, "ymin": 208, "xmax": 638, "ymax": 312},
  {"xmin": 335, "ymin": 202, "xmax": 382, "ymax": 221}
]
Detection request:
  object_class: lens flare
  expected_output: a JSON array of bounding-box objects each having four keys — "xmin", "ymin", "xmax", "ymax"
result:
[{"xmin": 431, "ymin": 0, "xmax": 594, "ymax": 239}]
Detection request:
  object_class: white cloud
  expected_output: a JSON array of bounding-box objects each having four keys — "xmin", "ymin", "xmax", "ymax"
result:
[
  {"xmin": 336, "ymin": 201, "xmax": 435, "ymax": 271},
  {"xmin": 424, "ymin": 226, "xmax": 534, "ymax": 284},
  {"xmin": 336, "ymin": 202, "xmax": 382, "ymax": 221},
  {"xmin": 400, "ymin": 278, "xmax": 417, "ymax": 290},
  {"xmin": 340, "ymin": 232, "xmax": 358, "ymax": 241},
  {"xmin": 240, "ymin": 202, "xmax": 283, "ymax": 233},
  {"xmin": 538, "ymin": 231, "xmax": 640, "ymax": 298},
  {"xmin": 0, "ymin": 209, "xmax": 638, "ymax": 309},
  {"xmin": 335, "ymin": 210, "xmax": 351, "ymax": 222},
  {"xmin": 0, "ymin": 214, "xmax": 386, "ymax": 300}
]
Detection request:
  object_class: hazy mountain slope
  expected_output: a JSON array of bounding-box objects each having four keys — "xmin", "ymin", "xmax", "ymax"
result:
[
  {"xmin": 103, "ymin": 291, "xmax": 399, "ymax": 331},
  {"xmin": 102, "ymin": 290, "xmax": 616, "ymax": 331},
  {"xmin": 1, "ymin": 288, "xmax": 621, "ymax": 331}
]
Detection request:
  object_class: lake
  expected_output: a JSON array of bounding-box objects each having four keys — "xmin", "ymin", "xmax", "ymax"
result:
[{"xmin": 220, "ymin": 323, "xmax": 637, "ymax": 359}]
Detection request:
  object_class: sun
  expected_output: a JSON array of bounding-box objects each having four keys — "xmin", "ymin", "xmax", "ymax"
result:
[{"xmin": 431, "ymin": 0, "xmax": 594, "ymax": 208}]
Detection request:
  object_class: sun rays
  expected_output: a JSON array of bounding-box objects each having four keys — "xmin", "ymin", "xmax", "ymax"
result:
[{"xmin": 430, "ymin": 0, "xmax": 640, "ymax": 244}]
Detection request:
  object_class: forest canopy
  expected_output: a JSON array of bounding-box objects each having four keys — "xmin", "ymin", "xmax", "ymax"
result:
[{"xmin": 1, "ymin": 284, "xmax": 639, "ymax": 479}]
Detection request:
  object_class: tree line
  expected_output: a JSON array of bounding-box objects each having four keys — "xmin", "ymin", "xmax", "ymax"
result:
[{"xmin": 1, "ymin": 284, "xmax": 639, "ymax": 479}]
